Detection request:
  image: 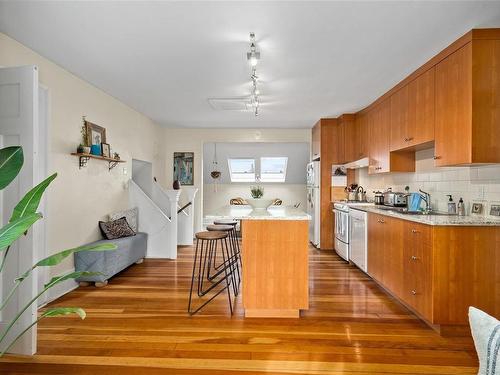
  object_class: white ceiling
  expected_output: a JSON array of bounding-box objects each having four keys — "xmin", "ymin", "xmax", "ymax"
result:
[{"xmin": 1, "ymin": 1, "xmax": 499, "ymax": 129}]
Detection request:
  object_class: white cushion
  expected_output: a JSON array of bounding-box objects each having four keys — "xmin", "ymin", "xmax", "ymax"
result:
[
  {"xmin": 469, "ymin": 306, "xmax": 500, "ymax": 375},
  {"xmin": 109, "ymin": 207, "xmax": 138, "ymax": 233}
]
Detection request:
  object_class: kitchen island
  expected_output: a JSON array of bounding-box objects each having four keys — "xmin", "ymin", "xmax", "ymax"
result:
[{"xmin": 206, "ymin": 206, "xmax": 310, "ymax": 318}]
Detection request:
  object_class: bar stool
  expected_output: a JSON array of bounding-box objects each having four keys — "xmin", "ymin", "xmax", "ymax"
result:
[
  {"xmin": 214, "ymin": 220, "xmax": 241, "ymax": 271},
  {"xmin": 188, "ymin": 230, "xmax": 234, "ymax": 315},
  {"xmin": 206, "ymin": 224, "xmax": 240, "ymax": 296}
]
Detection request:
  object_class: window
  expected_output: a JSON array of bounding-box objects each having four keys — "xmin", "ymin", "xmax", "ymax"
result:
[
  {"xmin": 260, "ymin": 157, "xmax": 288, "ymax": 183},
  {"xmin": 228, "ymin": 158, "xmax": 256, "ymax": 182}
]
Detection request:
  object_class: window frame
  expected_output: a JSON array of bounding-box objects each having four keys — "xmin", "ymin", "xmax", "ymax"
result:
[
  {"xmin": 227, "ymin": 158, "xmax": 256, "ymax": 183},
  {"xmin": 259, "ymin": 157, "xmax": 288, "ymax": 183}
]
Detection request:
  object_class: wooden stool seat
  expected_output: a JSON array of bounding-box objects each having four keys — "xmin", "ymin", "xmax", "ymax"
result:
[
  {"xmin": 214, "ymin": 220, "xmax": 238, "ymax": 226},
  {"xmin": 207, "ymin": 224, "xmax": 233, "ymax": 232},
  {"xmin": 195, "ymin": 231, "xmax": 228, "ymax": 240}
]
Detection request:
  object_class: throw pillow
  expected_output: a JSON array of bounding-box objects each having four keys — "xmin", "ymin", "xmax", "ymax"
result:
[
  {"xmin": 99, "ymin": 217, "xmax": 136, "ymax": 240},
  {"xmin": 469, "ymin": 306, "xmax": 500, "ymax": 375},
  {"xmin": 109, "ymin": 207, "xmax": 138, "ymax": 232}
]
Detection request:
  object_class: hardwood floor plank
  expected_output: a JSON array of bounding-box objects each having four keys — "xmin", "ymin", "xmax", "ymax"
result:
[{"xmin": 0, "ymin": 246, "xmax": 478, "ymax": 374}]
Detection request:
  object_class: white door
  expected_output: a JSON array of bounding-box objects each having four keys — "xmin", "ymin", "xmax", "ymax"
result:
[{"xmin": 0, "ymin": 65, "xmax": 39, "ymax": 355}]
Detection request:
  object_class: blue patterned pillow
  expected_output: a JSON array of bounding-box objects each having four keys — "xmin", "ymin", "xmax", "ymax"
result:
[{"xmin": 469, "ymin": 306, "xmax": 500, "ymax": 375}]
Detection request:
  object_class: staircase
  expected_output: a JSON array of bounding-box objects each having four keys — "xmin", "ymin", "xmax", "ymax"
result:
[{"xmin": 129, "ymin": 180, "xmax": 179, "ymax": 258}]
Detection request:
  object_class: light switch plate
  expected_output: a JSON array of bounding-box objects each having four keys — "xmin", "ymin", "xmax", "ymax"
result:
[{"xmin": 490, "ymin": 204, "xmax": 500, "ymax": 217}]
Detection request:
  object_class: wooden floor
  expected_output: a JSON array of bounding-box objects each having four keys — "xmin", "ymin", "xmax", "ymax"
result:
[{"xmin": 0, "ymin": 245, "xmax": 478, "ymax": 374}]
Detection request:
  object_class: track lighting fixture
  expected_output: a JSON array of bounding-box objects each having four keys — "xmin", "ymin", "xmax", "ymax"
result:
[{"xmin": 246, "ymin": 32, "xmax": 261, "ymax": 116}]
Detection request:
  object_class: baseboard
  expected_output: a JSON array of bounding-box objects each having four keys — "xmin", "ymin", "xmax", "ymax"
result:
[{"xmin": 39, "ymin": 269, "xmax": 79, "ymax": 307}]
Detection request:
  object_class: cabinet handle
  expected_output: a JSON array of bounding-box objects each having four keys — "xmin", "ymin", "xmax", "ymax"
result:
[
  {"xmin": 411, "ymin": 290, "xmax": 417, "ymax": 295},
  {"xmin": 411, "ymin": 229, "xmax": 419, "ymax": 233},
  {"xmin": 411, "ymin": 255, "xmax": 418, "ymax": 261},
  {"xmin": 378, "ymin": 219, "xmax": 385, "ymax": 224},
  {"xmin": 433, "ymin": 155, "xmax": 441, "ymax": 160},
  {"xmin": 404, "ymin": 137, "xmax": 408, "ymax": 142},
  {"xmin": 407, "ymin": 137, "xmax": 414, "ymax": 141}
]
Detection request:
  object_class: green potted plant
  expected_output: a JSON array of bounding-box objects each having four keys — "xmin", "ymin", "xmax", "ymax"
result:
[
  {"xmin": 248, "ymin": 185, "xmax": 272, "ymax": 209},
  {"xmin": 78, "ymin": 122, "xmax": 91, "ymax": 154},
  {"xmin": 0, "ymin": 146, "xmax": 115, "ymax": 356}
]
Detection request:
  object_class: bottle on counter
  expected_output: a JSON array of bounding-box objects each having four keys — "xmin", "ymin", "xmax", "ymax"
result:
[
  {"xmin": 447, "ymin": 195, "xmax": 457, "ymax": 214},
  {"xmin": 458, "ymin": 197, "xmax": 466, "ymax": 216}
]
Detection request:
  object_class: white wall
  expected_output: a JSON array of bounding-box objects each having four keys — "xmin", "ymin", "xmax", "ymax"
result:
[
  {"xmin": 163, "ymin": 129, "xmax": 311, "ymax": 231},
  {"xmin": 0, "ymin": 33, "xmax": 167, "ymax": 276},
  {"xmin": 356, "ymin": 148, "xmax": 500, "ymax": 215},
  {"xmin": 132, "ymin": 159, "xmax": 153, "ymax": 198}
]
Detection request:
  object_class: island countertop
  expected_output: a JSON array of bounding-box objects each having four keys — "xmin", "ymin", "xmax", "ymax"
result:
[{"xmin": 206, "ymin": 205, "xmax": 310, "ymax": 221}]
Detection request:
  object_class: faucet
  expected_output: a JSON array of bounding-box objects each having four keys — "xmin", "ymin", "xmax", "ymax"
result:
[{"xmin": 419, "ymin": 189, "xmax": 431, "ymax": 213}]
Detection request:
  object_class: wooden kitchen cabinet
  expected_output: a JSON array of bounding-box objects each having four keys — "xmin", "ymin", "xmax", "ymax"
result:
[
  {"xmin": 344, "ymin": 113, "xmax": 367, "ymax": 163},
  {"xmin": 435, "ymin": 37, "xmax": 500, "ymax": 166},
  {"xmin": 367, "ymin": 212, "xmax": 500, "ymax": 334},
  {"xmin": 367, "ymin": 213, "xmax": 386, "ymax": 283},
  {"xmin": 312, "ymin": 119, "xmax": 344, "ymax": 250},
  {"xmin": 368, "ymin": 99, "xmax": 415, "ymax": 175},
  {"xmin": 402, "ymin": 222, "xmax": 433, "ymax": 322},
  {"xmin": 390, "ymin": 68, "xmax": 435, "ymax": 151},
  {"xmin": 390, "ymin": 85, "xmax": 409, "ymax": 151},
  {"xmin": 407, "ymin": 67, "xmax": 435, "ymax": 147}
]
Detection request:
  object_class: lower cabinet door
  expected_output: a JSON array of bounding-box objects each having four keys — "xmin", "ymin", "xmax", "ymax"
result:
[{"xmin": 403, "ymin": 223, "xmax": 433, "ymax": 322}]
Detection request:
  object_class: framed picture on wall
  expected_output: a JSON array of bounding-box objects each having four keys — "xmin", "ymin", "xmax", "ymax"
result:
[
  {"xmin": 173, "ymin": 152, "xmax": 194, "ymax": 185},
  {"xmin": 85, "ymin": 120, "xmax": 107, "ymax": 146}
]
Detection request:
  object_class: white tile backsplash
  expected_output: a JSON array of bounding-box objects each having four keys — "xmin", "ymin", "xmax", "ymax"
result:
[{"xmin": 355, "ymin": 149, "xmax": 500, "ymax": 214}]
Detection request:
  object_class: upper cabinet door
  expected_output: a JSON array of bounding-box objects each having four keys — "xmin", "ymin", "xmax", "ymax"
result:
[
  {"xmin": 390, "ymin": 85, "xmax": 409, "ymax": 151},
  {"xmin": 356, "ymin": 114, "xmax": 368, "ymax": 159},
  {"xmin": 368, "ymin": 100, "xmax": 391, "ymax": 174},
  {"xmin": 344, "ymin": 117, "xmax": 356, "ymax": 162},
  {"xmin": 407, "ymin": 67, "xmax": 435, "ymax": 147},
  {"xmin": 435, "ymin": 43, "xmax": 472, "ymax": 166}
]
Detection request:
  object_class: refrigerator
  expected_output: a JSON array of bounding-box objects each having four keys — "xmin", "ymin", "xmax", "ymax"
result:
[{"xmin": 306, "ymin": 161, "xmax": 320, "ymax": 248}]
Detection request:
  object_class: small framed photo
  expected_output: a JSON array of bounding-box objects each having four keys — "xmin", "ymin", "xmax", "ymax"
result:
[
  {"xmin": 101, "ymin": 143, "xmax": 111, "ymax": 158},
  {"xmin": 472, "ymin": 202, "xmax": 483, "ymax": 214}
]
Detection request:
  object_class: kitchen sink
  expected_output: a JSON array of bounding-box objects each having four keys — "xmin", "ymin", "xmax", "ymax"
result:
[{"xmin": 377, "ymin": 206, "xmax": 455, "ymax": 216}]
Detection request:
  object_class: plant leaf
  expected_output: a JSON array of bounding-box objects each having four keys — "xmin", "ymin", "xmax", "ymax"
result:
[
  {"xmin": 41, "ymin": 307, "xmax": 86, "ymax": 320},
  {"xmin": 0, "ymin": 146, "xmax": 23, "ymax": 190},
  {"xmin": 45, "ymin": 271, "xmax": 101, "ymax": 289},
  {"xmin": 0, "ymin": 213, "xmax": 42, "ymax": 251},
  {"xmin": 10, "ymin": 173, "xmax": 57, "ymax": 222},
  {"xmin": 35, "ymin": 243, "xmax": 116, "ymax": 267}
]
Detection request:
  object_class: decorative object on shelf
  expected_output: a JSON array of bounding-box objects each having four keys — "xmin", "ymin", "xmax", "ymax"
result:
[
  {"xmin": 250, "ymin": 185, "xmax": 264, "ymax": 199},
  {"xmin": 113, "ymin": 152, "xmax": 120, "ymax": 160},
  {"xmin": 210, "ymin": 143, "xmax": 221, "ymax": 192},
  {"xmin": 101, "ymin": 143, "xmax": 110, "ymax": 158},
  {"xmin": 472, "ymin": 202, "xmax": 483, "ymax": 214},
  {"xmin": 78, "ymin": 117, "xmax": 91, "ymax": 154},
  {"xmin": 230, "ymin": 197, "xmax": 248, "ymax": 205},
  {"xmin": 272, "ymin": 198, "xmax": 283, "ymax": 206},
  {"xmin": 90, "ymin": 144, "xmax": 101, "ymax": 156},
  {"xmin": 85, "ymin": 119, "xmax": 106, "ymax": 148},
  {"xmin": 173, "ymin": 180, "xmax": 181, "ymax": 190},
  {"xmin": 173, "ymin": 152, "xmax": 194, "ymax": 185}
]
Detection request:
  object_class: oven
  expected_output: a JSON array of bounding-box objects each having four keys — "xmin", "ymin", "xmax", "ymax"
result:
[{"xmin": 333, "ymin": 203, "xmax": 349, "ymax": 261}]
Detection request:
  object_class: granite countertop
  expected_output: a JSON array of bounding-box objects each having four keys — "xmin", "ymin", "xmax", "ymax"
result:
[
  {"xmin": 206, "ymin": 205, "xmax": 311, "ymax": 221},
  {"xmin": 346, "ymin": 203, "xmax": 500, "ymax": 226}
]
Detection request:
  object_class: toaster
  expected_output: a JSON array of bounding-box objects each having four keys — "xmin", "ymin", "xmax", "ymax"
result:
[{"xmin": 383, "ymin": 191, "xmax": 408, "ymax": 207}]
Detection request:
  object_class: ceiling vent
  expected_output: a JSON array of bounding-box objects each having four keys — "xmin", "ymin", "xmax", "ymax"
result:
[{"xmin": 208, "ymin": 97, "xmax": 252, "ymax": 111}]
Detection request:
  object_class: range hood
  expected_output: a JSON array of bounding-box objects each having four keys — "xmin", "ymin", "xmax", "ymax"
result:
[{"xmin": 343, "ymin": 157, "xmax": 369, "ymax": 169}]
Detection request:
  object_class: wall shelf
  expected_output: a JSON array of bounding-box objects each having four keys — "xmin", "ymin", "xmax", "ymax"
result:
[{"xmin": 71, "ymin": 153, "xmax": 125, "ymax": 171}]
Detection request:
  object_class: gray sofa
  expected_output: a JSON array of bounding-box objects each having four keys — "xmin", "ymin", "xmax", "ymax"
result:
[{"xmin": 75, "ymin": 232, "xmax": 147, "ymax": 285}]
